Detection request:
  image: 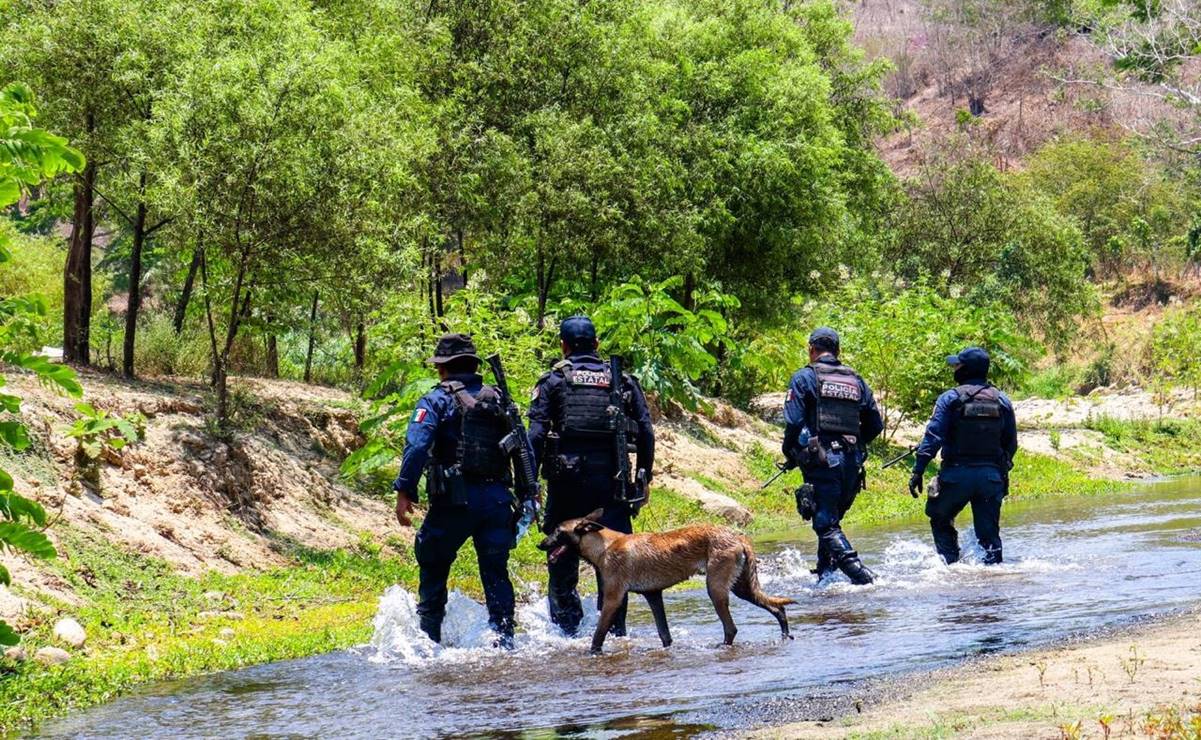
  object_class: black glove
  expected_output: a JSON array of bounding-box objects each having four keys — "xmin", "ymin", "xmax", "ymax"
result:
[{"xmin": 908, "ymin": 472, "xmax": 923, "ymax": 498}]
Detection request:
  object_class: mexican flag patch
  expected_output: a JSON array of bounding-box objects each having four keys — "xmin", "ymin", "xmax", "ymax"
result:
[{"xmin": 411, "ymin": 408, "xmax": 429, "ymax": 424}]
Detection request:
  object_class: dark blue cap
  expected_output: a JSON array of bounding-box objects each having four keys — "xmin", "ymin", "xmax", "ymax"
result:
[
  {"xmin": 946, "ymin": 347, "xmax": 990, "ymax": 377},
  {"xmin": 808, "ymin": 327, "xmax": 840, "ymax": 353},
  {"xmin": 560, "ymin": 315, "xmax": 597, "ymax": 347}
]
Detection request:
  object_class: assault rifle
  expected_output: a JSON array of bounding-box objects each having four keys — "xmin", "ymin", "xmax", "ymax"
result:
[
  {"xmin": 609, "ymin": 355, "xmax": 648, "ymax": 515},
  {"xmin": 761, "ymin": 459, "xmax": 797, "ymax": 489},
  {"xmin": 881, "ymin": 446, "xmax": 917, "ymax": 470},
  {"xmin": 486, "ymin": 354, "xmax": 541, "ymax": 539}
]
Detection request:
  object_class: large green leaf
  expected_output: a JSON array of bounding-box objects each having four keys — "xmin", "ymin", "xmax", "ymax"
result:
[
  {"xmin": 0, "ymin": 421, "xmax": 30, "ymax": 451},
  {"xmin": 0, "ymin": 619, "xmax": 17, "ymax": 646},
  {"xmin": 0, "ymin": 492, "xmax": 48, "ymax": 527},
  {"xmin": 0, "ymin": 521, "xmax": 56, "ymax": 559},
  {"xmin": 0, "ymin": 562, "xmax": 9, "ymax": 587}
]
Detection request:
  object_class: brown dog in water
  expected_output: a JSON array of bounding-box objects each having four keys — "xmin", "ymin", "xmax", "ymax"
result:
[{"xmin": 538, "ymin": 509, "xmax": 795, "ymax": 654}]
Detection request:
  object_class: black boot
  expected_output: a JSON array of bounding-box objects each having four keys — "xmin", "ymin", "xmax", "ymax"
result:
[
  {"xmin": 810, "ymin": 540, "xmax": 835, "ymax": 579},
  {"xmin": 821, "ymin": 529, "xmax": 875, "ymax": 585},
  {"xmin": 419, "ymin": 615, "xmax": 443, "ymax": 644},
  {"xmin": 982, "ymin": 545, "xmax": 1003, "ymax": 565}
]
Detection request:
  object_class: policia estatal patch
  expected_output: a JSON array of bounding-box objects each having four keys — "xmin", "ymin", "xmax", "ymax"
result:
[{"xmin": 570, "ymin": 370, "xmax": 610, "ymax": 387}]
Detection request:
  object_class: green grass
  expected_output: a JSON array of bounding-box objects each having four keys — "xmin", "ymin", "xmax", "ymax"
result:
[{"xmin": 1083, "ymin": 415, "xmax": 1201, "ymax": 474}]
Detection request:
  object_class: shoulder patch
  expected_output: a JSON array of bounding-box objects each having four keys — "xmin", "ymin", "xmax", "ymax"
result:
[
  {"xmin": 531, "ymin": 386, "xmax": 540, "ymax": 401},
  {"xmin": 411, "ymin": 408, "xmax": 430, "ymax": 424},
  {"xmin": 787, "ymin": 388, "xmax": 796, "ymax": 402}
]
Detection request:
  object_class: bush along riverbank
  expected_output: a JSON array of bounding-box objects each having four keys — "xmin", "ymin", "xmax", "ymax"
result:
[{"xmin": 2, "ymin": 374, "xmax": 1198, "ymax": 734}]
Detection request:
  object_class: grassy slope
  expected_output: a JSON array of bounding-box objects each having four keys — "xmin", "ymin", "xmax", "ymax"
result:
[{"xmin": 3, "ymin": 418, "xmax": 1195, "ymax": 734}]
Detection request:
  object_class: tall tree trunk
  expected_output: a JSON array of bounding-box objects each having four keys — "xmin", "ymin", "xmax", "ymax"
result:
[
  {"xmin": 683, "ymin": 272, "xmax": 696, "ymax": 312},
  {"xmin": 303, "ymin": 290, "xmax": 319, "ymax": 384},
  {"xmin": 536, "ymin": 246, "xmax": 557, "ymax": 330},
  {"xmin": 353, "ymin": 321, "xmax": 366, "ymax": 375},
  {"xmin": 433, "ymin": 251, "xmax": 444, "ymax": 317},
  {"xmin": 265, "ymin": 313, "xmax": 279, "ymax": 379},
  {"xmin": 590, "ymin": 250, "xmax": 600, "ymax": 302},
  {"xmin": 174, "ymin": 244, "xmax": 202, "ymax": 334},
  {"xmin": 122, "ymin": 174, "xmax": 149, "ymax": 378},
  {"xmin": 63, "ymin": 116, "xmax": 96, "ymax": 365}
]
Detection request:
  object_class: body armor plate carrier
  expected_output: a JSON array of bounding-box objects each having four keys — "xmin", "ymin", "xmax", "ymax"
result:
[
  {"xmin": 440, "ymin": 381, "xmax": 509, "ymax": 479},
  {"xmin": 950, "ymin": 383, "xmax": 1004, "ymax": 463},
  {"xmin": 811, "ymin": 363, "xmax": 863, "ymax": 437},
  {"xmin": 555, "ymin": 362, "xmax": 614, "ymax": 439}
]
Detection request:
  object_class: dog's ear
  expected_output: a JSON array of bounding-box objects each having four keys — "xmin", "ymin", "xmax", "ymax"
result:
[
  {"xmin": 573, "ymin": 520, "xmax": 604, "ymax": 535},
  {"xmin": 584, "ymin": 508, "xmax": 604, "ymax": 522}
]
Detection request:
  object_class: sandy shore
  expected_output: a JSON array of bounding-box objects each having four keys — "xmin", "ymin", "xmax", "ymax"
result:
[{"xmin": 753, "ymin": 610, "xmax": 1201, "ymax": 738}]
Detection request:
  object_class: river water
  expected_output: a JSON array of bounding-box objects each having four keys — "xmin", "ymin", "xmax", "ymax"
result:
[{"xmin": 44, "ymin": 478, "xmax": 1201, "ymax": 738}]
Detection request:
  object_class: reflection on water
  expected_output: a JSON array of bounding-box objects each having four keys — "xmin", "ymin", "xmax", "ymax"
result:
[{"xmin": 41, "ymin": 477, "xmax": 1201, "ymax": 739}]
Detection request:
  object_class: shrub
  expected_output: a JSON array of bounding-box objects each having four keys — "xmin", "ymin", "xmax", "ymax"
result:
[{"xmin": 134, "ymin": 311, "xmax": 211, "ymax": 378}]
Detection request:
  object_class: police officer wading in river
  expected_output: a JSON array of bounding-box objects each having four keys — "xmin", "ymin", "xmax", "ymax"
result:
[
  {"xmin": 528, "ymin": 315, "xmax": 655, "ymax": 637},
  {"xmin": 393, "ymin": 333, "xmax": 530, "ymax": 648},
  {"xmin": 909, "ymin": 347, "xmax": 1018, "ymax": 565},
  {"xmin": 783, "ymin": 328, "xmax": 884, "ymax": 585}
]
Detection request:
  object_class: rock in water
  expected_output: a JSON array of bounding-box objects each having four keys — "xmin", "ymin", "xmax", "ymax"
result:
[
  {"xmin": 53, "ymin": 617, "xmax": 87, "ymax": 648},
  {"xmin": 34, "ymin": 646, "xmax": 71, "ymax": 665}
]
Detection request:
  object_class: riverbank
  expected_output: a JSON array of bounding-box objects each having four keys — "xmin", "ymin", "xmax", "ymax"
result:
[
  {"xmin": 1, "ymin": 371, "xmax": 1198, "ymax": 734},
  {"xmin": 755, "ymin": 609, "xmax": 1201, "ymax": 738}
]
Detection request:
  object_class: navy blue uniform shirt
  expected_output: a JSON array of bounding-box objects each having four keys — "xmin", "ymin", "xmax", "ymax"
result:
[
  {"xmin": 913, "ymin": 377, "xmax": 1018, "ymax": 475},
  {"xmin": 782, "ymin": 354, "xmax": 884, "ymax": 460},
  {"xmin": 526, "ymin": 352, "xmax": 655, "ymax": 477},
  {"xmin": 392, "ymin": 372, "xmax": 526, "ymax": 503}
]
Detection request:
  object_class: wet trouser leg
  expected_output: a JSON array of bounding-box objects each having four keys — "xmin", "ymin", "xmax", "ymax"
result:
[
  {"xmin": 547, "ymin": 547, "xmax": 584, "ymax": 636},
  {"xmin": 927, "ymin": 466, "xmax": 1005, "ymax": 564},
  {"xmin": 968, "ymin": 473, "xmax": 1005, "ymax": 565},
  {"xmin": 595, "ymin": 506, "xmax": 633, "ymax": 636},
  {"xmin": 807, "ymin": 464, "xmax": 874, "ymax": 585},
  {"xmin": 473, "ymin": 499, "xmax": 517, "ymax": 645},
  {"xmin": 414, "ymin": 505, "xmax": 472, "ymax": 643}
]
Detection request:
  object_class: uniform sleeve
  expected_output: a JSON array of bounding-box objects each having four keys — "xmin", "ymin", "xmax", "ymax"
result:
[
  {"xmin": 858, "ymin": 379, "xmax": 885, "ymax": 446},
  {"xmin": 1000, "ymin": 392, "xmax": 1018, "ymax": 467},
  {"xmin": 914, "ymin": 391, "xmax": 955, "ymax": 475},
  {"xmin": 627, "ymin": 375, "xmax": 655, "ymax": 478},
  {"xmin": 782, "ymin": 370, "xmax": 809, "ymax": 460},
  {"xmin": 392, "ymin": 393, "xmax": 441, "ymax": 502},
  {"xmin": 526, "ymin": 374, "xmax": 554, "ymax": 476}
]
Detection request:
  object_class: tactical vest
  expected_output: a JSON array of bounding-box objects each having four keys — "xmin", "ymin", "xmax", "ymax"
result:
[
  {"xmin": 439, "ymin": 381, "xmax": 509, "ymax": 479},
  {"xmin": 554, "ymin": 360, "xmax": 614, "ymax": 439},
  {"xmin": 949, "ymin": 383, "xmax": 1004, "ymax": 463},
  {"xmin": 810, "ymin": 363, "xmax": 863, "ymax": 437}
]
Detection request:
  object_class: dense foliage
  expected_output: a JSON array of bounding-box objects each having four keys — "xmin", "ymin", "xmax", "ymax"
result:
[{"xmin": 0, "ymin": 83, "xmax": 82, "ymax": 645}]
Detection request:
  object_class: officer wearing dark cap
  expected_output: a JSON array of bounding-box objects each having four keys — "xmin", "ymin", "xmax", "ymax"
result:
[
  {"xmin": 783, "ymin": 327, "xmax": 884, "ymax": 584},
  {"xmin": 909, "ymin": 347, "xmax": 1018, "ymax": 564},
  {"xmin": 527, "ymin": 315, "xmax": 655, "ymax": 637},
  {"xmin": 393, "ymin": 333, "xmax": 520, "ymax": 647}
]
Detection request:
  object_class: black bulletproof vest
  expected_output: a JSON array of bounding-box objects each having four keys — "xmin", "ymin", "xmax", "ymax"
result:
[
  {"xmin": 555, "ymin": 361, "xmax": 614, "ymax": 439},
  {"xmin": 949, "ymin": 383, "xmax": 1004, "ymax": 463},
  {"xmin": 440, "ymin": 381, "xmax": 509, "ymax": 478},
  {"xmin": 810, "ymin": 363, "xmax": 863, "ymax": 437}
]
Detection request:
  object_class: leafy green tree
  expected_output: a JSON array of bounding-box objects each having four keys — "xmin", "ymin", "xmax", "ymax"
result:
[{"xmin": 0, "ymin": 82, "xmax": 83, "ymax": 645}]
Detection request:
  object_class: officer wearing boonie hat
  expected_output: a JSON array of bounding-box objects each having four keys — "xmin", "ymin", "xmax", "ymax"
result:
[
  {"xmin": 527, "ymin": 315, "xmax": 655, "ymax": 638},
  {"xmin": 392, "ymin": 333, "xmax": 519, "ymax": 647},
  {"xmin": 782, "ymin": 327, "xmax": 884, "ymax": 585},
  {"xmin": 909, "ymin": 346, "xmax": 1018, "ymax": 564}
]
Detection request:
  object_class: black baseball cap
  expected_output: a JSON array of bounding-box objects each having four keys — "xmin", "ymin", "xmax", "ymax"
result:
[
  {"xmin": 808, "ymin": 327, "xmax": 840, "ymax": 354},
  {"xmin": 560, "ymin": 315, "xmax": 598, "ymax": 347},
  {"xmin": 428, "ymin": 333, "xmax": 481, "ymax": 365},
  {"xmin": 946, "ymin": 347, "xmax": 990, "ymax": 376}
]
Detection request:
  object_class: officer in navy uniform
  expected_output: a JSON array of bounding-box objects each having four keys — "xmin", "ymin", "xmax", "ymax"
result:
[
  {"xmin": 783, "ymin": 327, "xmax": 884, "ymax": 585},
  {"xmin": 393, "ymin": 333, "xmax": 520, "ymax": 647},
  {"xmin": 527, "ymin": 315, "xmax": 655, "ymax": 637},
  {"xmin": 909, "ymin": 347, "xmax": 1018, "ymax": 565}
]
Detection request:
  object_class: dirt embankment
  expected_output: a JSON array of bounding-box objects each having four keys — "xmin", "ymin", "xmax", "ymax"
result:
[
  {"xmin": 0, "ymin": 370, "xmax": 395, "ymax": 627},
  {"xmin": 758, "ymin": 611, "xmax": 1201, "ymax": 738}
]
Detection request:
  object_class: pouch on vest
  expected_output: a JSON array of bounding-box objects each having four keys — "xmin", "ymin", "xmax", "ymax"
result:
[
  {"xmin": 951, "ymin": 384, "xmax": 1004, "ymax": 463},
  {"xmin": 557, "ymin": 363, "xmax": 614, "ymax": 438},
  {"xmin": 445, "ymin": 383, "xmax": 509, "ymax": 480},
  {"xmin": 811, "ymin": 364, "xmax": 863, "ymax": 437}
]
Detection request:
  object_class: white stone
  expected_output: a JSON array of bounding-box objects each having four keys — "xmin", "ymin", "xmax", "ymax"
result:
[
  {"xmin": 34, "ymin": 646, "xmax": 71, "ymax": 665},
  {"xmin": 218, "ymin": 627, "xmax": 236, "ymax": 640},
  {"xmin": 4, "ymin": 645, "xmax": 26, "ymax": 661},
  {"xmin": 53, "ymin": 617, "xmax": 87, "ymax": 648}
]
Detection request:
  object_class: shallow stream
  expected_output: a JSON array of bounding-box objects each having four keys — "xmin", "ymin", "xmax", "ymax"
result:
[{"xmin": 44, "ymin": 477, "xmax": 1201, "ymax": 738}]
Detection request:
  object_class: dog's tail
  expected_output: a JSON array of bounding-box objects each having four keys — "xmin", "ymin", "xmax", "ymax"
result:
[{"xmin": 736, "ymin": 544, "xmax": 796, "ymax": 608}]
